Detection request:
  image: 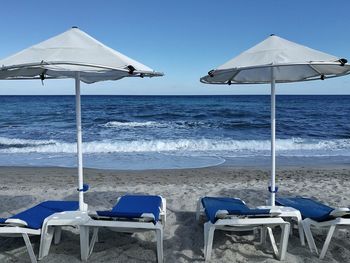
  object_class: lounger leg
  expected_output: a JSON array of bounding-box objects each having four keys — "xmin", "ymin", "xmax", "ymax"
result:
[
  {"xmin": 95, "ymin": 228, "xmax": 99, "ymax": 243},
  {"xmin": 296, "ymin": 215, "xmax": 305, "ymax": 246},
  {"xmin": 203, "ymin": 222, "xmax": 208, "ymax": 258},
  {"xmin": 38, "ymin": 226, "xmax": 54, "ymax": 260},
  {"xmin": 319, "ymin": 225, "xmax": 336, "ymax": 260},
  {"xmin": 302, "ymin": 219, "xmax": 318, "ymax": 254},
  {"xmin": 22, "ymin": 233, "xmax": 37, "ymax": 263},
  {"xmin": 278, "ymin": 222, "xmax": 290, "ymax": 260},
  {"xmin": 80, "ymin": 226, "xmax": 90, "ymax": 261},
  {"xmin": 204, "ymin": 222, "xmax": 215, "ymax": 262},
  {"xmin": 53, "ymin": 226, "xmax": 62, "ymax": 245},
  {"xmin": 88, "ymin": 227, "xmax": 99, "ymax": 257},
  {"xmin": 156, "ymin": 226, "xmax": 164, "ymax": 263},
  {"xmin": 267, "ymin": 227, "xmax": 279, "ymax": 257},
  {"xmin": 260, "ymin": 226, "xmax": 267, "ymax": 246}
]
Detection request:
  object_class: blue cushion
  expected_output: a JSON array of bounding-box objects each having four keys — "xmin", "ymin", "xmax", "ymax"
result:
[
  {"xmin": 3, "ymin": 201, "xmax": 79, "ymax": 229},
  {"xmin": 201, "ymin": 197, "xmax": 271, "ymax": 223},
  {"xmin": 97, "ymin": 195, "xmax": 162, "ymax": 223},
  {"xmin": 0, "ymin": 218, "xmax": 6, "ymax": 223},
  {"xmin": 276, "ymin": 197, "xmax": 334, "ymax": 222}
]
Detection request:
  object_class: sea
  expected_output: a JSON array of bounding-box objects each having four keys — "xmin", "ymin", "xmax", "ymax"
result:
[{"xmin": 0, "ymin": 95, "xmax": 349, "ymax": 170}]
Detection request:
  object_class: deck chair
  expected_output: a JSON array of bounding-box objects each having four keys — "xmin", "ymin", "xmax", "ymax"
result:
[
  {"xmin": 196, "ymin": 197, "xmax": 290, "ymax": 261},
  {"xmin": 276, "ymin": 197, "xmax": 350, "ymax": 259},
  {"xmin": 0, "ymin": 200, "xmax": 79, "ymax": 263},
  {"xmin": 79, "ymin": 194, "xmax": 166, "ymax": 263}
]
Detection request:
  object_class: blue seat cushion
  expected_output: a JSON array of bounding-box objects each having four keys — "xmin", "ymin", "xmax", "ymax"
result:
[
  {"xmin": 3, "ymin": 201, "xmax": 79, "ymax": 229},
  {"xmin": 97, "ymin": 195, "xmax": 162, "ymax": 223},
  {"xmin": 201, "ymin": 197, "xmax": 271, "ymax": 223},
  {"xmin": 276, "ymin": 197, "xmax": 334, "ymax": 222}
]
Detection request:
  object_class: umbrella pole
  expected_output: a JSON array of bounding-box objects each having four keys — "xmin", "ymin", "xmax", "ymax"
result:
[
  {"xmin": 75, "ymin": 72, "xmax": 87, "ymax": 211},
  {"xmin": 270, "ymin": 68, "xmax": 276, "ymax": 206}
]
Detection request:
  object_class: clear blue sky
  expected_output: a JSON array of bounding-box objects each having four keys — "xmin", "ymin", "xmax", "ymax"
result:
[{"xmin": 0, "ymin": 0, "xmax": 349, "ymax": 95}]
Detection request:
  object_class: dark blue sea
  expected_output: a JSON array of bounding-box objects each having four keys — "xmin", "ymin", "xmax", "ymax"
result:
[{"xmin": 0, "ymin": 95, "xmax": 349, "ymax": 169}]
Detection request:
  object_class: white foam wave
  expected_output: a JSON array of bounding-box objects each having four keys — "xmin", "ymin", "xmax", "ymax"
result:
[
  {"xmin": 102, "ymin": 121, "xmax": 166, "ymax": 128},
  {"xmin": 1, "ymin": 137, "xmax": 350, "ymax": 156},
  {"xmin": 101, "ymin": 120, "xmax": 207, "ymax": 129},
  {"xmin": 0, "ymin": 137, "xmax": 56, "ymax": 146}
]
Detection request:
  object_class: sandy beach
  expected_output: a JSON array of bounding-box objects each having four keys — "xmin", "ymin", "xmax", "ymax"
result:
[
  {"xmin": 1, "ymin": 0, "xmax": 350, "ymax": 261},
  {"xmin": 0, "ymin": 165, "xmax": 349, "ymax": 262}
]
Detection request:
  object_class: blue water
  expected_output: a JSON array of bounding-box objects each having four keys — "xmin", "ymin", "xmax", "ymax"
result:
[{"xmin": 0, "ymin": 95, "xmax": 349, "ymax": 169}]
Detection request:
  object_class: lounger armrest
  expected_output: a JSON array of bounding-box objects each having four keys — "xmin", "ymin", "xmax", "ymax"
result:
[
  {"xmin": 269, "ymin": 207, "xmax": 283, "ymax": 217},
  {"xmin": 5, "ymin": 218, "xmax": 28, "ymax": 227},
  {"xmin": 216, "ymin": 209, "xmax": 280, "ymax": 219},
  {"xmin": 215, "ymin": 210, "xmax": 229, "ymax": 219},
  {"xmin": 140, "ymin": 213, "xmax": 155, "ymax": 222},
  {"xmin": 160, "ymin": 197, "xmax": 166, "ymax": 211},
  {"xmin": 160, "ymin": 197, "xmax": 167, "ymax": 223},
  {"xmin": 88, "ymin": 212, "xmax": 99, "ymax": 219},
  {"xmin": 330, "ymin": 208, "xmax": 350, "ymax": 217}
]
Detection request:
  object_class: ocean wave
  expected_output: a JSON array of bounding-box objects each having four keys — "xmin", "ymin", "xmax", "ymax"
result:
[
  {"xmin": 0, "ymin": 137, "xmax": 56, "ymax": 148},
  {"xmin": 0, "ymin": 137, "xmax": 350, "ymax": 156},
  {"xmin": 101, "ymin": 120, "xmax": 208, "ymax": 129},
  {"xmin": 102, "ymin": 121, "xmax": 166, "ymax": 128},
  {"xmin": 135, "ymin": 112, "xmax": 187, "ymax": 119}
]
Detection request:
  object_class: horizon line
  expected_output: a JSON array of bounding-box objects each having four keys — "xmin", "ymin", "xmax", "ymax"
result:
[{"xmin": 0, "ymin": 94, "xmax": 350, "ymax": 96}]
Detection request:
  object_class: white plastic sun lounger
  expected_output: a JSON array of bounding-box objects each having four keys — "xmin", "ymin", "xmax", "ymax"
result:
[
  {"xmin": 0, "ymin": 201, "xmax": 78, "ymax": 263},
  {"xmin": 276, "ymin": 197, "xmax": 350, "ymax": 259},
  {"xmin": 196, "ymin": 197, "xmax": 290, "ymax": 261},
  {"xmin": 79, "ymin": 194, "xmax": 166, "ymax": 263}
]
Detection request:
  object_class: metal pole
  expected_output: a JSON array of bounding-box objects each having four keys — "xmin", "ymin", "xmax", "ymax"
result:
[
  {"xmin": 75, "ymin": 72, "xmax": 86, "ymax": 211},
  {"xmin": 270, "ymin": 67, "xmax": 276, "ymax": 206}
]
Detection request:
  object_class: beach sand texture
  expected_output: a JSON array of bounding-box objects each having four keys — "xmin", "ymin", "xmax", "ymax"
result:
[{"xmin": 0, "ymin": 166, "xmax": 349, "ymax": 262}]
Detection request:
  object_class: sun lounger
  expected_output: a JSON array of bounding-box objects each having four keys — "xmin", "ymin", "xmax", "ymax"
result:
[
  {"xmin": 80, "ymin": 194, "xmax": 166, "ymax": 263},
  {"xmin": 196, "ymin": 197, "xmax": 290, "ymax": 261},
  {"xmin": 276, "ymin": 196, "xmax": 350, "ymax": 259},
  {"xmin": 0, "ymin": 200, "xmax": 79, "ymax": 263}
]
